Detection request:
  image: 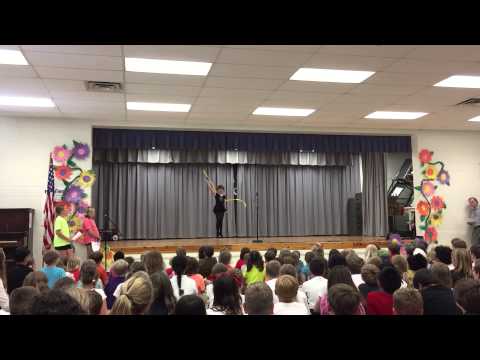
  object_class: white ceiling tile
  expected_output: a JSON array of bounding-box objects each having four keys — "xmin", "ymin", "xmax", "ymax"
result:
[
  {"xmin": 209, "ymin": 63, "xmax": 296, "ymax": 79},
  {"xmin": 394, "ymin": 87, "xmax": 480, "ymax": 107},
  {"xmin": 262, "ymin": 92, "xmax": 339, "ymax": 107},
  {"xmin": 190, "ymin": 103, "xmax": 254, "ymax": 114},
  {"xmin": 384, "ymin": 59, "xmax": 480, "ymax": 74},
  {"xmin": 224, "ymin": 45, "xmax": 323, "ymax": 53},
  {"xmin": 277, "ymin": 81, "xmax": 356, "ymax": 94},
  {"xmin": 347, "ymin": 84, "xmax": 427, "ymax": 96},
  {"xmin": 216, "ymin": 48, "xmax": 313, "ymax": 66},
  {"xmin": 24, "ymin": 51, "xmax": 123, "ymax": 70},
  {"xmin": 20, "ymin": 45, "xmax": 122, "ymax": 57},
  {"xmin": 123, "ymin": 45, "xmax": 221, "ymax": 62},
  {"xmin": 364, "ymin": 71, "xmax": 446, "ymax": 86},
  {"xmin": 0, "ymin": 107, "xmax": 61, "ymax": 115},
  {"xmin": 193, "ymin": 96, "xmax": 264, "ymax": 107},
  {"xmin": 35, "ymin": 67, "xmax": 123, "ymax": 82},
  {"xmin": 125, "ymin": 72, "xmax": 205, "ymax": 86},
  {"xmin": 199, "ymin": 87, "xmax": 272, "ymax": 100},
  {"xmin": 406, "ymin": 46, "xmax": 480, "ymax": 62},
  {"xmin": 126, "ymin": 94, "xmax": 196, "ymax": 103},
  {"xmin": 304, "ymin": 54, "xmax": 398, "ymax": 71},
  {"xmin": 317, "ymin": 45, "xmax": 417, "ymax": 58},
  {"xmin": 125, "ymin": 83, "xmax": 202, "ymax": 96},
  {"xmin": 0, "ymin": 65, "xmax": 37, "ymax": 78},
  {"xmin": 57, "ymin": 100, "xmax": 126, "ymax": 114},
  {"xmin": 43, "ymin": 79, "xmax": 87, "ymax": 92},
  {"xmin": 127, "ymin": 111, "xmax": 188, "ymax": 122},
  {"xmin": 62, "ymin": 112, "xmax": 126, "ymax": 121},
  {"xmin": 50, "ymin": 91, "xmax": 125, "ymax": 102},
  {"xmin": 0, "ymin": 78, "xmax": 48, "ymax": 96},
  {"xmin": 204, "ymin": 77, "xmax": 284, "ymax": 90}
]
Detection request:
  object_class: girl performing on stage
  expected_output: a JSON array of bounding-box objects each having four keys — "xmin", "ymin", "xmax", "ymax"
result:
[{"xmin": 203, "ymin": 169, "xmax": 246, "ymax": 238}]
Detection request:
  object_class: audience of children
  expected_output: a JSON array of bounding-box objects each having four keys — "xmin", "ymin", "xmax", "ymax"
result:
[{"xmin": 3, "ymin": 235, "xmax": 480, "ymax": 315}]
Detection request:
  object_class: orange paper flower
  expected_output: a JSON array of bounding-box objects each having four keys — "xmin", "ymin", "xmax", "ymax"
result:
[{"xmin": 416, "ymin": 201, "xmax": 430, "ymax": 216}]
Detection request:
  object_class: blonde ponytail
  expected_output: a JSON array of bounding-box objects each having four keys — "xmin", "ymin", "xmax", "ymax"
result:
[{"xmin": 110, "ymin": 271, "xmax": 153, "ymax": 315}]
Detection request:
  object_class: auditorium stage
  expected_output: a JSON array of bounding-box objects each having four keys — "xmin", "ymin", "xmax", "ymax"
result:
[{"xmin": 107, "ymin": 235, "xmax": 397, "ymax": 255}]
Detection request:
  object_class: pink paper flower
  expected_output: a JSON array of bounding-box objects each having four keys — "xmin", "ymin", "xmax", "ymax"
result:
[
  {"xmin": 421, "ymin": 181, "xmax": 435, "ymax": 197},
  {"xmin": 424, "ymin": 226, "xmax": 438, "ymax": 242},
  {"xmin": 53, "ymin": 146, "xmax": 71, "ymax": 163},
  {"xmin": 431, "ymin": 196, "xmax": 445, "ymax": 211},
  {"xmin": 419, "ymin": 149, "xmax": 432, "ymax": 165}
]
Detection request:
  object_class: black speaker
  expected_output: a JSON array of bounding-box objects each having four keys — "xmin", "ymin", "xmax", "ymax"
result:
[{"xmin": 347, "ymin": 193, "xmax": 363, "ymax": 235}]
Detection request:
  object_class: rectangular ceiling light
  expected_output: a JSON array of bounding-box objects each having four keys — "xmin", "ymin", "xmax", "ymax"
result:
[
  {"xmin": 365, "ymin": 111, "xmax": 428, "ymax": 120},
  {"xmin": 0, "ymin": 49, "xmax": 28, "ymax": 65},
  {"xmin": 467, "ymin": 115, "xmax": 480, "ymax": 122},
  {"xmin": 253, "ymin": 107, "xmax": 315, "ymax": 117},
  {"xmin": 125, "ymin": 57, "xmax": 212, "ymax": 76},
  {"xmin": 290, "ymin": 68, "xmax": 375, "ymax": 83},
  {"xmin": 0, "ymin": 96, "xmax": 55, "ymax": 107},
  {"xmin": 127, "ymin": 101, "xmax": 191, "ymax": 112},
  {"xmin": 434, "ymin": 75, "xmax": 480, "ymax": 89}
]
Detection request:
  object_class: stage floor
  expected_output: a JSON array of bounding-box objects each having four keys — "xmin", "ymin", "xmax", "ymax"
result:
[{"xmin": 108, "ymin": 235, "xmax": 391, "ymax": 254}]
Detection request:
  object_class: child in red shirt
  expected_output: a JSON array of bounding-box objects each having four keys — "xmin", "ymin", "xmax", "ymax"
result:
[
  {"xmin": 66, "ymin": 257, "xmax": 81, "ymax": 283},
  {"xmin": 235, "ymin": 247, "xmax": 250, "ymax": 270},
  {"xmin": 89, "ymin": 251, "xmax": 108, "ymax": 287},
  {"xmin": 367, "ymin": 266, "xmax": 402, "ymax": 315}
]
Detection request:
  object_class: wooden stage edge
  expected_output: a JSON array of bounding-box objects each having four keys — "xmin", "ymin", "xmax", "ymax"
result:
[{"xmin": 107, "ymin": 236, "xmax": 414, "ymax": 254}]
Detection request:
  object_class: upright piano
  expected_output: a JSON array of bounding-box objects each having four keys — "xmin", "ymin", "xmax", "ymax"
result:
[{"xmin": 0, "ymin": 208, "xmax": 34, "ymax": 272}]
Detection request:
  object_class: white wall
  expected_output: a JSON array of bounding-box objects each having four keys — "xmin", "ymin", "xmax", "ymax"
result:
[
  {"xmin": 411, "ymin": 130, "xmax": 480, "ymax": 245},
  {"xmin": 0, "ymin": 117, "xmax": 92, "ymax": 267}
]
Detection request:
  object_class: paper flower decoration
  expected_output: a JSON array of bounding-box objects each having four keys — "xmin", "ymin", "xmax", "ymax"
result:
[
  {"xmin": 437, "ymin": 170, "xmax": 450, "ymax": 186},
  {"xmin": 416, "ymin": 201, "xmax": 430, "ymax": 216},
  {"xmin": 419, "ymin": 149, "xmax": 432, "ymax": 165},
  {"xmin": 53, "ymin": 146, "xmax": 71, "ymax": 163},
  {"xmin": 76, "ymin": 201, "xmax": 90, "ymax": 215},
  {"xmin": 64, "ymin": 185, "xmax": 85, "ymax": 204},
  {"xmin": 430, "ymin": 213, "xmax": 442, "ymax": 227},
  {"xmin": 431, "ymin": 196, "xmax": 445, "ymax": 211},
  {"xmin": 77, "ymin": 170, "xmax": 96, "ymax": 188},
  {"xmin": 421, "ymin": 181, "xmax": 435, "ymax": 197},
  {"xmin": 424, "ymin": 165, "xmax": 438, "ymax": 180},
  {"xmin": 72, "ymin": 142, "xmax": 90, "ymax": 160},
  {"xmin": 54, "ymin": 165, "xmax": 72, "ymax": 181},
  {"xmin": 424, "ymin": 226, "xmax": 438, "ymax": 242}
]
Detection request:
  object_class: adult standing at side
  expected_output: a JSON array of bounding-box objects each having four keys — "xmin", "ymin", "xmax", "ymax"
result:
[
  {"xmin": 78, "ymin": 207, "xmax": 100, "ymax": 262},
  {"xmin": 53, "ymin": 206, "xmax": 74, "ymax": 260},
  {"xmin": 467, "ymin": 197, "xmax": 480, "ymax": 246}
]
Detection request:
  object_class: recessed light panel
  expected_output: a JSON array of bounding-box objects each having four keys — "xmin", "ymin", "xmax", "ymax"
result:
[
  {"xmin": 125, "ymin": 57, "xmax": 212, "ymax": 76},
  {"xmin": 0, "ymin": 96, "xmax": 55, "ymax": 107},
  {"xmin": 365, "ymin": 111, "xmax": 428, "ymax": 120},
  {"xmin": 290, "ymin": 68, "xmax": 375, "ymax": 83},
  {"xmin": 127, "ymin": 102, "xmax": 191, "ymax": 112},
  {"xmin": 253, "ymin": 107, "xmax": 315, "ymax": 117}
]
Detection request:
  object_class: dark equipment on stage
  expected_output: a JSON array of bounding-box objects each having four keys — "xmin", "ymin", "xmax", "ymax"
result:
[
  {"xmin": 347, "ymin": 194, "xmax": 363, "ymax": 236},
  {"xmin": 252, "ymin": 192, "xmax": 263, "ymax": 243},
  {"xmin": 100, "ymin": 213, "xmax": 120, "ymax": 268},
  {"xmin": 387, "ymin": 158, "xmax": 415, "ymax": 237}
]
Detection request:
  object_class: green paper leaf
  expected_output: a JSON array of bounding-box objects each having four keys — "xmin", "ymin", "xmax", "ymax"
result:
[
  {"xmin": 67, "ymin": 159, "xmax": 77, "ymax": 167},
  {"xmin": 420, "ymin": 215, "xmax": 426, "ymax": 221},
  {"xmin": 62, "ymin": 180, "xmax": 69, "ymax": 187},
  {"xmin": 63, "ymin": 144, "xmax": 68, "ymax": 149},
  {"xmin": 73, "ymin": 140, "xmax": 80, "ymax": 146},
  {"xmin": 420, "ymin": 225, "xmax": 427, "ymax": 231},
  {"xmin": 415, "ymin": 186, "xmax": 421, "ymax": 191}
]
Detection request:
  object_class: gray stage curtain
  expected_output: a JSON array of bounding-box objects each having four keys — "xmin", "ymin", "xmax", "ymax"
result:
[
  {"xmin": 92, "ymin": 163, "xmax": 235, "ymax": 239},
  {"xmin": 93, "ymin": 149, "xmax": 354, "ymax": 166},
  {"xmin": 235, "ymin": 155, "xmax": 362, "ymax": 237},
  {"xmin": 362, "ymin": 152, "xmax": 388, "ymax": 237}
]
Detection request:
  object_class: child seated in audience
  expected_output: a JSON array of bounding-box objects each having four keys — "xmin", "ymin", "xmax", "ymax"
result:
[
  {"xmin": 7, "ymin": 247, "xmax": 33, "ymax": 294},
  {"xmin": 431, "ymin": 245, "xmax": 453, "ymax": 270},
  {"xmin": 265, "ymin": 260, "xmax": 281, "ymax": 294},
  {"xmin": 358, "ymin": 264, "xmax": 380, "ymax": 303},
  {"xmin": 166, "ymin": 248, "xmax": 185, "ymax": 277},
  {"xmin": 149, "ymin": 271, "xmax": 176, "ymax": 315},
  {"xmin": 110, "ymin": 271, "xmax": 153, "ymax": 315},
  {"xmin": 143, "ymin": 250, "xmax": 165, "ymax": 276},
  {"xmin": 364, "ymin": 244, "xmax": 378, "ymax": 262},
  {"xmin": 124, "ymin": 256, "xmax": 135, "ymax": 268},
  {"xmin": 328, "ymin": 284, "xmax": 362, "ymax": 315},
  {"xmin": 78, "ymin": 260, "xmax": 106, "ymax": 301},
  {"xmin": 174, "ymin": 294, "xmax": 207, "ymax": 315},
  {"xmin": 104, "ymin": 259, "xmax": 129, "ymax": 309},
  {"xmin": 391, "ymin": 255, "xmax": 409, "ymax": 288},
  {"xmin": 279, "ymin": 264, "xmax": 309, "ymax": 310},
  {"xmin": 199, "ymin": 246, "xmax": 217, "ymax": 279},
  {"xmin": 23, "ymin": 271, "xmax": 49, "ymax": 294},
  {"xmin": 243, "ymin": 250, "xmax": 265, "ymax": 286},
  {"xmin": 451, "ymin": 248, "xmax": 474, "ymax": 287},
  {"xmin": 207, "ymin": 273, "xmax": 243, "ymax": 315},
  {"xmin": 314, "ymin": 265, "xmax": 365, "ymax": 315},
  {"xmin": 292, "ymin": 250, "xmax": 304, "ymax": 276},
  {"xmin": 274, "ymin": 275, "xmax": 309, "ymax": 315},
  {"xmin": 431, "ymin": 262, "xmax": 453, "ymax": 289},
  {"xmin": 264, "ymin": 249, "xmax": 277, "ymax": 263},
  {"xmin": 9, "ymin": 286, "xmax": 39, "ymax": 315},
  {"xmin": 301, "ymin": 257, "xmax": 328, "ymax": 311},
  {"xmin": 185, "ymin": 257, "xmax": 205, "ymax": 294},
  {"xmin": 89, "ymin": 251, "xmax": 108, "ymax": 287},
  {"xmin": 66, "ymin": 257, "xmax": 81, "ymax": 282},
  {"xmin": 218, "ymin": 250, "xmax": 233, "ymax": 270},
  {"xmin": 454, "ymin": 279, "xmax": 480, "ymax": 314},
  {"xmin": 473, "ymin": 259, "xmax": 480, "ymax": 280},
  {"xmin": 113, "ymin": 251, "xmax": 125, "ymax": 261},
  {"xmin": 41, "ymin": 250, "xmax": 66, "ymax": 289},
  {"xmin": 299, "ymin": 251, "xmax": 315, "ymax": 282},
  {"xmin": 346, "ymin": 251, "xmax": 365, "ymax": 288},
  {"xmin": 393, "ymin": 288, "xmax": 423, "ymax": 315},
  {"xmin": 244, "ymin": 282, "xmax": 274, "ymax": 315},
  {"xmin": 235, "ymin": 247, "xmax": 250, "ymax": 270},
  {"xmin": 31, "ymin": 289, "xmax": 86, "ymax": 315},
  {"xmin": 366, "ymin": 266, "xmax": 402, "ymax": 315},
  {"xmin": 170, "ymin": 255, "xmax": 198, "ymax": 300},
  {"xmin": 451, "ymin": 238, "xmax": 467, "ymax": 249},
  {"xmin": 206, "ymin": 263, "xmax": 229, "ymax": 306},
  {"xmin": 52, "ymin": 277, "xmax": 75, "ymax": 291}
]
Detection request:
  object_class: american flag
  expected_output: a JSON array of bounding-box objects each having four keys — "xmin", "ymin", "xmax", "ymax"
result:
[{"xmin": 42, "ymin": 154, "xmax": 55, "ymax": 250}]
